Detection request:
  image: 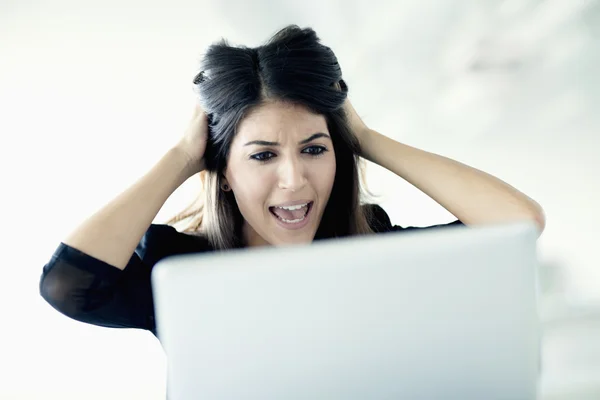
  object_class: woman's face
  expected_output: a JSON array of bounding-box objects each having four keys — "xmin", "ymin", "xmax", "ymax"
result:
[{"xmin": 224, "ymin": 101, "xmax": 336, "ymax": 247}]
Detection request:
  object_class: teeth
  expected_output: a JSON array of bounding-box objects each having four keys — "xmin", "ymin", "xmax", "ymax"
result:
[
  {"xmin": 277, "ymin": 203, "xmax": 308, "ymax": 211},
  {"xmin": 280, "ymin": 215, "xmax": 307, "ymax": 223}
]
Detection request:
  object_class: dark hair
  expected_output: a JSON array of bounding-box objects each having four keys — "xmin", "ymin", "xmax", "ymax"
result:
[{"xmin": 168, "ymin": 25, "xmax": 373, "ymax": 249}]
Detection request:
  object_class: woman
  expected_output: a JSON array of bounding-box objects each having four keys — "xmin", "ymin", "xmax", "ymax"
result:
[{"xmin": 39, "ymin": 25, "xmax": 545, "ymax": 336}]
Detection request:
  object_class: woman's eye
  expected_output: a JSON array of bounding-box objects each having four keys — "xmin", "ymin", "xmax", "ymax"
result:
[
  {"xmin": 250, "ymin": 151, "xmax": 275, "ymax": 162},
  {"xmin": 302, "ymin": 146, "xmax": 327, "ymax": 156}
]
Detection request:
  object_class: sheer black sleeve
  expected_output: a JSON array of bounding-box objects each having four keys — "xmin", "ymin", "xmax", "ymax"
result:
[
  {"xmin": 365, "ymin": 204, "xmax": 464, "ymax": 233},
  {"xmin": 39, "ymin": 224, "xmax": 212, "ymax": 335}
]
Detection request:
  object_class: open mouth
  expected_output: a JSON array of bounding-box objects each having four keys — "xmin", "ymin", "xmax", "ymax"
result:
[{"xmin": 269, "ymin": 201, "xmax": 313, "ymax": 225}]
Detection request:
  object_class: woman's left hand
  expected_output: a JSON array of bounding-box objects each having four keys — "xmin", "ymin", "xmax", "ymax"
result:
[{"xmin": 342, "ymin": 98, "xmax": 370, "ymax": 148}]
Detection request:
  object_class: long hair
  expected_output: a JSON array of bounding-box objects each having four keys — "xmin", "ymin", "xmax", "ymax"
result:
[{"xmin": 167, "ymin": 25, "xmax": 374, "ymax": 249}]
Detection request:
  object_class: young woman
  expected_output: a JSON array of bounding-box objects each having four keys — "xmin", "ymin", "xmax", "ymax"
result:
[{"xmin": 39, "ymin": 25, "xmax": 545, "ymax": 336}]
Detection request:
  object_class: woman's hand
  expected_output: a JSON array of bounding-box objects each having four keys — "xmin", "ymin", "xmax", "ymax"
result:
[
  {"xmin": 343, "ymin": 98, "xmax": 371, "ymax": 150},
  {"xmin": 175, "ymin": 103, "xmax": 209, "ymax": 175}
]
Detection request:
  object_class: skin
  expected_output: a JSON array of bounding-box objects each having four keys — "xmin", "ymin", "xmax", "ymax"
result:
[
  {"xmin": 343, "ymin": 99, "xmax": 546, "ymax": 235},
  {"xmin": 223, "ymin": 101, "xmax": 337, "ymax": 247}
]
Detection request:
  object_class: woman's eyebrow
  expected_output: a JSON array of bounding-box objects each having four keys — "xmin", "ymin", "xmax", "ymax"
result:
[
  {"xmin": 244, "ymin": 132, "xmax": 331, "ymax": 147},
  {"xmin": 299, "ymin": 132, "xmax": 331, "ymax": 144}
]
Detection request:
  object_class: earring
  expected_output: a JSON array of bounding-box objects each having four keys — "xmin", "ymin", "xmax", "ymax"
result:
[{"xmin": 221, "ymin": 183, "xmax": 230, "ymax": 191}]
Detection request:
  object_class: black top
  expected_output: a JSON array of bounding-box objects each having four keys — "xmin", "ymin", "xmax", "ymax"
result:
[{"xmin": 39, "ymin": 204, "xmax": 462, "ymax": 337}]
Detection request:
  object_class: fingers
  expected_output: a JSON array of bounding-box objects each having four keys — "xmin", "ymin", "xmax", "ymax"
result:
[{"xmin": 192, "ymin": 102, "xmax": 205, "ymax": 118}]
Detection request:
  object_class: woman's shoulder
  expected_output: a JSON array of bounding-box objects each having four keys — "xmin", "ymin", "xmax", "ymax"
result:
[
  {"xmin": 362, "ymin": 203, "xmax": 463, "ymax": 232},
  {"xmin": 362, "ymin": 203, "xmax": 395, "ymax": 233},
  {"xmin": 137, "ymin": 223, "xmax": 215, "ymax": 265}
]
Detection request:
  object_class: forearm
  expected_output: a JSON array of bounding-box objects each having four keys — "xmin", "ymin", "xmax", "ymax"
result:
[
  {"xmin": 63, "ymin": 147, "xmax": 196, "ymax": 270},
  {"xmin": 361, "ymin": 129, "xmax": 545, "ymax": 232}
]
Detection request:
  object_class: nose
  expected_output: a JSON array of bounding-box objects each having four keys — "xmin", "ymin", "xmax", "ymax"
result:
[{"xmin": 277, "ymin": 155, "xmax": 307, "ymax": 192}]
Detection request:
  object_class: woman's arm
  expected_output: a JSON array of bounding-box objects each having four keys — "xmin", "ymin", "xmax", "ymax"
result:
[
  {"xmin": 63, "ymin": 147, "xmax": 195, "ymax": 270},
  {"xmin": 63, "ymin": 105, "xmax": 208, "ymax": 270},
  {"xmin": 344, "ymin": 100, "xmax": 546, "ymax": 234}
]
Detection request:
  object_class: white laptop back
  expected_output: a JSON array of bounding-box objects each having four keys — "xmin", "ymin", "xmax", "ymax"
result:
[{"xmin": 152, "ymin": 221, "xmax": 540, "ymax": 400}]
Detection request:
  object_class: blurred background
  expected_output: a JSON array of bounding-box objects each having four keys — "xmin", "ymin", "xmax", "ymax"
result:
[{"xmin": 1, "ymin": 0, "xmax": 599, "ymax": 398}]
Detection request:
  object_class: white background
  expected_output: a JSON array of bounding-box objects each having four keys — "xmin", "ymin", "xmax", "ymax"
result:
[{"xmin": 1, "ymin": 0, "xmax": 599, "ymax": 398}]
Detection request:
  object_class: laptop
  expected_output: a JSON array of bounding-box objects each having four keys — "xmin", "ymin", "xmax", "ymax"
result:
[{"xmin": 151, "ymin": 221, "xmax": 540, "ymax": 400}]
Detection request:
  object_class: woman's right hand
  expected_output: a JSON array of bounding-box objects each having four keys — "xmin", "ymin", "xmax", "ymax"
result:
[{"xmin": 175, "ymin": 103, "xmax": 209, "ymax": 175}]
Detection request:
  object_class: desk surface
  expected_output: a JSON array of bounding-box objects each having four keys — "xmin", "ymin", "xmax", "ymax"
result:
[{"xmin": 540, "ymin": 308, "xmax": 600, "ymax": 399}]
